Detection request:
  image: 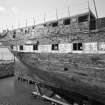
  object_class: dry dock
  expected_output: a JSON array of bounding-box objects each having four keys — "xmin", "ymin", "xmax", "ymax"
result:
[
  {"xmin": 0, "ymin": 75, "xmax": 52, "ymax": 105},
  {"xmin": 0, "ymin": 61, "xmax": 52, "ymax": 105}
]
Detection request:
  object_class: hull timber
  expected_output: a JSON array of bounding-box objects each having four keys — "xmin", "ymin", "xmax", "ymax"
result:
[
  {"xmin": 12, "ymin": 51, "xmax": 105, "ymax": 104},
  {"xmin": 2, "ymin": 10, "xmax": 105, "ymax": 104}
]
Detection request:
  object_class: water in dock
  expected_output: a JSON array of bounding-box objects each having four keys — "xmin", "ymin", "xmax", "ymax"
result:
[{"xmin": 0, "ymin": 62, "xmax": 51, "ymax": 105}]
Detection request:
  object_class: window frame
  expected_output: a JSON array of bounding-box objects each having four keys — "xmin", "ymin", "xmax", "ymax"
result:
[
  {"xmin": 33, "ymin": 44, "xmax": 38, "ymax": 50},
  {"xmin": 73, "ymin": 43, "xmax": 83, "ymax": 51},
  {"xmin": 20, "ymin": 45, "xmax": 23, "ymax": 50},
  {"xmin": 52, "ymin": 44, "xmax": 59, "ymax": 51},
  {"xmin": 63, "ymin": 18, "xmax": 70, "ymax": 25}
]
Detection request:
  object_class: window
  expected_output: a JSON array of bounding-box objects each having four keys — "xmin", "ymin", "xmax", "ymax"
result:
[
  {"xmin": 73, "ymin": 43, "xmax": 83, "ymax": 51},
  {"xmin": 78, "ymin": 15, "xmax": 88, "ymax": 23},
  {"xmin": 73, "ymin": 43, "xmax": 77, "ymax": 50},
  {"xmin": 33, "ymin": 44, "xmax": 38, "ymax": 50},
  {"xmin": 20, "ymin": 45, "xmax": 23, "ymax": 50},
  {"xmin": 52, "ymin": 22, "xmax": 58, "ymax": 27},
  {"xmin": 52, "ymin": 44, "xmax": 59, "ymax": 50},
  {"xmin": 64, "ymin": 18, "xmax": 70, "ymax": 25}
]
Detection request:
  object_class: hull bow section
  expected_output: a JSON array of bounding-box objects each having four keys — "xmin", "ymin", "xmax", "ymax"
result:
[{"xmin": 12, "ymin": 50, "xmax": 105, "ymax": 104}]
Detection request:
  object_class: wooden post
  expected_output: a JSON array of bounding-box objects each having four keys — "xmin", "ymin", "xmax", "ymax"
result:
[
  {"xmin": 93, "ymin": 0, "xmax": 98, "ymax": 19},
  {"xmin": 88, "ymin": 1, "xmax": 91, "ymax": 37},
  {"xmin": 33, "ymin": 17, "xmax": 35, "ymax": 26},
  {"xmin": 25, "ymin": 18, "xmax": 27, "ymax": 27},
  {"xmin": 56, "ymin": 9, "xmax": 58, "ymax": 20},
  {"xmin": 44, "ymin": 14, "xmax": 46, "ymax": 23}
]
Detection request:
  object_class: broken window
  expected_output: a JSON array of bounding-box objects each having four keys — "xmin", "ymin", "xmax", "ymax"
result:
[
  {"xmin": 73, "ymin": 43, "xmax": 83, "ymax": 51},
  {"xmin": 78, "ymin": 15, "xmax": 88, "ymax": 23},
  {"xmin": 52, "ymin": 44, "xmax": 59, "ymax": 50},
  {"xmin": 64, "ymin": 18, "xmax": 70, "ymax": 25},
  {"xmin": 52, "ymin": 22, "xmax": 58, "ymax": 27},
  {"xmin": 33, "ymin": 44, "xmax": 38, "ymax": 50},
  {"xmin": 20, "ymin": 45, "xmax": 23, "ymax": 50}
]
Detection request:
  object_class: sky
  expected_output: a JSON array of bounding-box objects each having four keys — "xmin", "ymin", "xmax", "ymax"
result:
[{"xmin": 0, "ymin": 0, "xmax": 105, "ymax": 31}]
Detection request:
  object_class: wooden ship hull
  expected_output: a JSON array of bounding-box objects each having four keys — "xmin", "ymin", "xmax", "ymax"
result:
[
  {"xmin": 1, "ymin": 9, "xmax": 105, "ymax": 104},
  {"xmin": 11, "ymin": 50, "xmax": 105, "ymax": 104}
]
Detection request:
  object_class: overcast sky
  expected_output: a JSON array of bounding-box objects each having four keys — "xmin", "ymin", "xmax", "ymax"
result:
[{"xmin": 0, "ymin": 0, "xmax": 105, "ymax": 31}]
